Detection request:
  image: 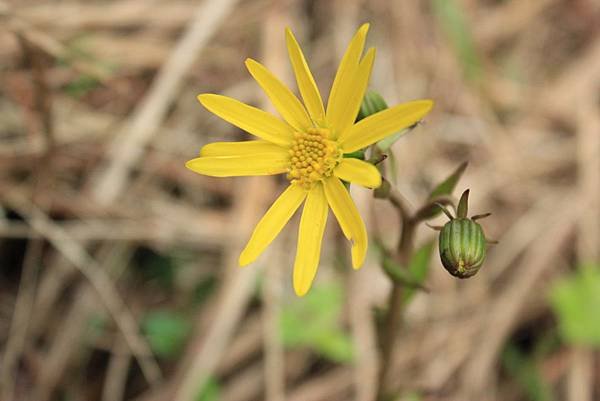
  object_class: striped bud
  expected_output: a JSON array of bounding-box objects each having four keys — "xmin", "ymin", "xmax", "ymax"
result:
[
  {"xmin": 439, "ymin": 218, "xmax": 486, "ymax": 278},
  {"xmin": 435, "ymin": 189, "xmax": 491, "ymax": 278}
]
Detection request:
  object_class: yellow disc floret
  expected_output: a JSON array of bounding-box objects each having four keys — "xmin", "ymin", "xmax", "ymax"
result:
[{"xmin": 287, "ymin": 127, "xmax": 341, "ymax": 189}]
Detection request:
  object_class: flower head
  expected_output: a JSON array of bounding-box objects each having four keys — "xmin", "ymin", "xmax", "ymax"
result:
[{"xmin": 186, "ymin": 24, "xmax": 433, "ymax": 296}]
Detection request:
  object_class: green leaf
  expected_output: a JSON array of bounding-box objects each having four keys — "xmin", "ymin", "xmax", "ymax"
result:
[
  {"xmin": 501, "ymin": 344, "xmax": 554, "ymax": 401},
  {"xmin": 404, "ymin": 241, "xmax": 435, "ymax": 303},
  {"xmin": 192, "ymin": 275, "xmax": 218, "ymax": 306},
  {"xmin": 65, "ymin": 75, "xmax": 100, "ymax": 98},
  {"xmin": 86, "ymin": 313, "xmax": 108, "ymax": 343},
  {"xmin": 381, "ymin": 258, "xmax": 420, "ymax": 288},
  {"xmin": 402, "ymin": 392, "xmax": 423, "ymax": 401},
  {"xmin": 194, "ymin": 377, "xmax": 220, "ymax": 401},
  {"xmin": 280, "ymin": 283, "xmax": 353, "ymax": 363},
  {"xmin": 142, "ymin": 311, "xmax": 192, "ymax": 358},
  {"xmin": 314, "ymin": 331, "xmax": 354, "ymax": 363},
  {"xmin": 380, "ymin": 241, "xmax": 434, "ymax": 304},
  {"xmin": 429, "ymin": 161, "xmax": 468, "ymax": 200},
  {"xmin": 416, "ymin": 161, "xmax": 467, "ymax": 220},
  {"xmin": 133, "ymin": 248, "xmax": 178, "ymax": 289},
  {"xmin": 431, "ymin": 0, "xmax": 482, "ymax": 82},
  {"xmin": 549, "ymin": 263, "xmax": 600, "ymax": 346},
  {"xmin": 59, "ymin": 36, "xmax": 117, "ymax": 96}
]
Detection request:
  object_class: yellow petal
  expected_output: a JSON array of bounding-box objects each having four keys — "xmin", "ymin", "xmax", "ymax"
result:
[
  {"xmin": 331, "ymin": 47, "xmax": 376, "ymax": 138},
  {"xmin": 198, "ymin": 94, "xmax": 293, "ymax": 146},
  {"xmin": 323, "ymin": 177, "xmax": 367, "ymax": 269},
  {"xmin": 245, "ymin": 58, "xmax": 312, "ymax": 132},
  {"xmin": 338, "ymin": 100, "xmax": 434, "ymax": 153},
  {"xmin": 326, "ymin": 23, "xmax": 369, "ymax": 137},
  {"xmin": 285, "ymin": 28, "xmax": 325, "ymax": 124},
  {"xmin": 293, "ymin": 183, "xmax": 328, "ymax": 296},
  {"xmin": 200, "ymin": 140, "xmax": 285, "ymax": 157},
  {"xmin": 334, "ymin": 158, "xmax": 382, "ymax": 188},
  {"xmin": 239, "ymin": 184, "xmax": 307, "ymax": 266},
  {"xmin": 185, "ymin": 151, "xmax": 289, "ymax": 177}
]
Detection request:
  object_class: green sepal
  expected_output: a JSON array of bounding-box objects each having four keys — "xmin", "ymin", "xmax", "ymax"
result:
[
  {"xmin": 385, "ymin": 149, "xmax": 398, "ymax": 184},
  {"xmin": 375, "ymin": 123, "xmax": 420, "ymax": 152},
  {"xmin": 357, "ymin": 90, "xmax": 388, "ymax": 121},
  {"xmin": 377, "ymin": 131, "xmax": 404, "ymax": 152},
  {"xmin": 357, "ymin": 91, "xmax": 412, "ymax": 153},
  {"xmin": 456, "ymin": 189, "xmax": 470, "ymax": 218},
  {"xmin": 342, "ymin": 150, "xmax": 366, "ymax": 160}
]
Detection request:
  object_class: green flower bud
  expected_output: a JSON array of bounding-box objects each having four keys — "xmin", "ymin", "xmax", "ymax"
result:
[
  {"xmin": 439, "ymin": 217, "xmax": 486, "ymax": 278},
  {"xmin": 436, "ymin": 189, "xmax": 491, "ymax": 278}
]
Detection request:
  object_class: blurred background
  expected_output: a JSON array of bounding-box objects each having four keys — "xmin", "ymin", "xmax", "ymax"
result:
[{"xmin": 1, "ymin": 0, "xmax": 599, "ymax": 400}]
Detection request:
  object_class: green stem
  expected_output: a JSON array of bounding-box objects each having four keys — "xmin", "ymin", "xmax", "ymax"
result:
[{"xmin": 376, "ymin": 192, "xmax": 416, "ymax": 401}]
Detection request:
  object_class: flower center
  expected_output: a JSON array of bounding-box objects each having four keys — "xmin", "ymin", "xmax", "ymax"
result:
[{"xmin": 286, "ymin": 127, "xmax": 341, "ymax": 189}]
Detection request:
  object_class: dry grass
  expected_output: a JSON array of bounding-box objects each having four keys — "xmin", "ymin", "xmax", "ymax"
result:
[{"xmin": 1, "ymin": 0, "xmax": 599, "ymax": 400}]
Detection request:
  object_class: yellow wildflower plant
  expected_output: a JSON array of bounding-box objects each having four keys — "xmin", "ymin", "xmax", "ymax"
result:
[{"xmin": 186, "ymin": 24, "xmax": 433, "ymax": 296}]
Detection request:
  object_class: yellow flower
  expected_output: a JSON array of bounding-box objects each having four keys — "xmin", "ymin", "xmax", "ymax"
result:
[{"xmin": 186, "ymin": 24, "xmax": 433, "ymax": 296}]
